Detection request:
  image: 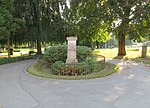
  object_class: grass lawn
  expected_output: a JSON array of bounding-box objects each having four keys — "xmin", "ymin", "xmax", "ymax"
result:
[
  {"xmin": 132, "ymin": 56, "xmax": 150, "ymax": 65},
  {"xmin": 0, "ymin": 48, "xmax": 43, "ymax": 58},
  {"xmin": 27, "ymin": 63, "xmax": 118, "ymax": 80},
  {"xmin": 0, "ymin": 47, "xmax": 46, "ymax": 58},
  {"xmin": 93, "ymin": 47, "xmax": 150, "ymax": 65}
]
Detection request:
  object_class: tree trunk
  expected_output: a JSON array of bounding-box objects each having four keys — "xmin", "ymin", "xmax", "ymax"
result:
[
  {"xmin": 118, "ymin": 32, "xmax": 126, "ymax": 56},
  {"xmin": 96, "ymin": 41, "xmax": 99, "ymax": 49},
  {"xmin": 90, "ymin": 41, "xmax": 95, "ymax": 50},
  {"xmin": 7, "ymin": 37, "xmax": 10, "ymax": 58},
  {"xmin": 36, "ymin": 25, "xmax": 42, "ymax": 54}
]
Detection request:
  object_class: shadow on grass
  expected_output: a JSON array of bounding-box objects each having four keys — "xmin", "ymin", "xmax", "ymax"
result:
[
  {"xmin": 112, "ymin": 55, "xmax": 128, "ymax": 60},
  {"xmin": 132, "ymin": 55, "xmax": 150, "ymax": 65}
]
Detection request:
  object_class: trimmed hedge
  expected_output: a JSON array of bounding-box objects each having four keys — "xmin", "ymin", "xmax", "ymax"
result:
[
  {"xmin": 43, "ymin": 45, "xmax": 93, "ymax": 64},
  {"xmin": 0, "ymin": 55, "xmax": 38, "ymax": 65}
]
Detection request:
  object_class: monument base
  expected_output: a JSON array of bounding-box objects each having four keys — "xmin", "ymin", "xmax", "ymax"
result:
[{"xmin": 66, "ymin": 59, "xmax": 78, "ymax": 64}]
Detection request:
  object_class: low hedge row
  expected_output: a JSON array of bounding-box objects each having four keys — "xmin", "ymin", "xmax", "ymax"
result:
[{"xmin": 0, "ymin": 55, "xmax": 38, "ymax": 65}]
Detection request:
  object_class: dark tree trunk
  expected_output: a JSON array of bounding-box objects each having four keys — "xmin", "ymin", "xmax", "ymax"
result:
[
  {"xmin": 7, "ymin": 37, "xmax": 10, "ymax": 58},
  {"xmin": 7, "ymin": 32, "xmax": 13, "ymax": 58},
  {"xmin": 118, "ymin": 32, "xmax": 126, "ymax": 56},
  {"xmin": 117, "ymin": 5, "xmax": 130, "ymax": 56},
  {"xmin": 36, "ymin": 25, "xmax": 42, "ymax": 54},
  {"xmin": 96, "ymin": 41, "xmax": 99, "ymax": 49}
]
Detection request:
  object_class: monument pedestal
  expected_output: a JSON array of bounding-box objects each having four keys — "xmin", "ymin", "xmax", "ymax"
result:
[
  {"xmin": 66, "ymin": 37, "xmax": 78, "ymax": 64},
  {"xmin": 66, "ymin": 59, "xmax": 78, "ymax": 64}
]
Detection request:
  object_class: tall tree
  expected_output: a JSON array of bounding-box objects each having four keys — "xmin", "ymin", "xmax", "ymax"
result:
[
  {"xmin": 21, "ymin": 0, "xmax": 67, "ymax": 52},
  {"xmin": 105, "ymin": 0, "xmax": 150, "ymax": 55},
  {"xmin": 25, "ymin": 0, "xmax": 43, "ymax": 54},
  {"xmin": 65, "ymin": 0, "xmax": 150, "ymax": 53},
  {"xmin": 0, "ymin": 0, "xmax": 23, "ymax": 57}
]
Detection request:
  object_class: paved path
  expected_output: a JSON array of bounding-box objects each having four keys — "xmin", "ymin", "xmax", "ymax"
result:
[{"xmin": 0, "ymin": 59, "xmax": 150, "ymax": 108}]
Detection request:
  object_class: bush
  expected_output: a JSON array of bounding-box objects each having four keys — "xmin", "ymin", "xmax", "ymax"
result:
[
  {"xmin": 29, "ymin": 50, "xmax": 36, "ymax": 55},
  {"xmin": 43, "ymin": 45, "xmax": 92, "ymax": 64},
  {"xmin": 0, "ymin": 50, "xmax": 8, "ymax": 53},
  {"xmin": 50, "ymin": 57, "xmax": 105, "ymax": 76},
  {"xmin": 44, "ymin": 45, "xmax": 67, "ymax": 64},
  {"xmin": 14, "ymin": 50, "xmax": 21, "ymax": 52},
  {"xmin": 51, "ymin": 61, "xmax": 89, "ymax": 76},
  {"xmin": 0, "ymin": 55, "xmax": 39, "ymax": 65},
  {"xmin": 40, "ymin": 45, "xmax": 105, "ymax": 76},
  {"xmin": 77, "ymin": 46, "xmax": 93, "ymax": 62}
]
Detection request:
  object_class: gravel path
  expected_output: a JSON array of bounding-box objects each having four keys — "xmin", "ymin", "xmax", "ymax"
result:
[{"xmin": 0, "ymin": 59, "xmax": 150, "ymax": 108}]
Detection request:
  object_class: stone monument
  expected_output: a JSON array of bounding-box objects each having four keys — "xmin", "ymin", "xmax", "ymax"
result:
[
  {"xmin": 66, "ymin": 37, "xmax": 78, "ymax": 64},
  {"xmin": 141, "ymin": 45, "xmax": 147, "ymax": 58}
]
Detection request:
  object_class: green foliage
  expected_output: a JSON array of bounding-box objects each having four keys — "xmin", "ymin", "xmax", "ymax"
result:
[
  {"xmin": 22, "ymin": 0, "xmax": 67, "ymax": 48},
  {"xmin": 63, "ymin": 0, "xmax": 111, "ymax": 44},
  {"xmin": 0, "ymin": 49, "xmax": 8, "ymax": 53},
  {"xmin": 43, "ymin": 45, "xmax": 93, "ymax": 64},
  {"xmin": 43, "ymin": 45, "xmax": 67, "ymax": 64},
  {"xmin": 106, "ymin": 0, "xmax": 150, "ymax": 40},
  {"xmin": 41, "ymin": 45, "xmax": 103, "ymax": 76},
  {"xmin": 50, "ymin": 57, "xmax": 105, "ymax": 76},
  {"xmin": 0, "ymin": 0, "xmax": 24, "ymax": 38},
  {"xmin": 0, "ymin": 0, "xmax": 24, "ymax": 57},
  {"xmin": 76, "ymin": 46, "xmax": 93, "ymax": 62},
  {"xmin": 29, "ymin": 50, "xmax": 36, "ymax": 55},
  {"xmin": 51, "ymin": 61, "xmax": 89, "ymax": 76},
  {"xmin": 85, "ymin": 57, "xmax": 105, "ymax": 73},
  {"xmin": 0, "ymin": 55, "xmax": 37, "ymax": 65}
]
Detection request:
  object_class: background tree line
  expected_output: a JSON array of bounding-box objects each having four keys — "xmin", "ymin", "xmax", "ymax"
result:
[{"xmin": 0, "ymin": 0, "xmax": 149, "ymax": 57}]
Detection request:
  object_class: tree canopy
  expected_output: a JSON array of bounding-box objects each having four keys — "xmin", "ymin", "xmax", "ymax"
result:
[
  {"xmin": 0, "ymin": 0, "xmax": 149, "ymax": 56},
  {"xmin": 105, "ymin": 0, "xmax": 150, "ymax": 55}
]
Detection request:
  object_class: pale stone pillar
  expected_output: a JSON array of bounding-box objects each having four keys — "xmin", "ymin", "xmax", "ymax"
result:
[{"xmin": 66, "ymin": 37, "xmax": 78, "ymax": 64}]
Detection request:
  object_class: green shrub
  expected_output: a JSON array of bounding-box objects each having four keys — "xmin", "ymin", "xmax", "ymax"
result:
[
  {"xmin": 41, "ymin": 45, "xmax": 104, "ymax": 76},
  {"xmin": 77, "ymin": 46, "xmax": 93, "ymax": 62},
  {"xmin": 50, "ymin": 57, "xmax": 105, "ymax": 76},
  {"xmin": 51, "ymin": 61, "xmax": 89, "ymax": 76},
  {"xmin": 0, "ymin": 50, "xmax": 8, "ymax": 53},
  {"xmin": 43, "ymin": 45, "xmax": 92, "ymax": 64},
  {"xmin": 0, "ymin": 55, "xmax": 39, "ymax": 65},
  {"xmin": 44, "ymin": 45, "xmax": 67, "ymax": 64},
  {"xmin": 29, "ymin": 50, "xmax": 36, "ymax": 55},
  {"xmin": 85, "ymin": 57, "xmax": 97, "ymax": 73},
  {"xmin": 14, "ymin": 50, "xmax": 21, "ymax": 52},
  {"xmin": 85, "ymin": 57, "xmax": 105, "ymax": 73}
]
